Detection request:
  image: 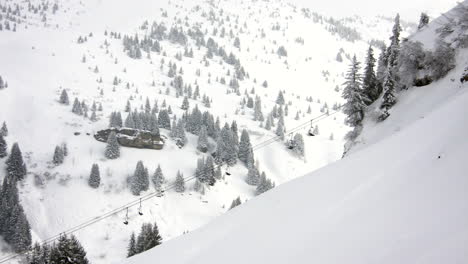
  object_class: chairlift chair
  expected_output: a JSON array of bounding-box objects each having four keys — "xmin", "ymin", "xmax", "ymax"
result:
[
  {"xmin": 123, "ymin": 207, "xmax": 129, "ymax": 225},
  {"xmin": 308, "ymin": 120, "xmax": 315, "ymax": 136},
  {"xmin": 225, "ymin": 165, "xmax": 231, "ymax": 176},
  {"xmin": 138, "ymin": 198, "xmax": 143, "ymax": 216}
]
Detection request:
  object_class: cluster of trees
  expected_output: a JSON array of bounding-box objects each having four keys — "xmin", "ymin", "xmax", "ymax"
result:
[
  {"xmin": 52, "ymin": 143, "xmax": 68, "ymax": 165},
  {"xmin": 0, "ymin": 75, "xmax": 8, "ymax": 89},
  {"xmin": 127, "ymin": 222, "xmax": 162, "ymax": 258},
  {"xmin": 28, "ymin": 235, "xmax": 89, "ymax": 264},
  {"xmin": 0, "ymin": 143, "xmax": 32, "ymax": 252},
  {"xmin": 128, "ymin": 161, "xmax": 168, "ymax": 196},
  {"xmin": 71, "ymin": 96, "xmax": 101, "ymax": 121}
]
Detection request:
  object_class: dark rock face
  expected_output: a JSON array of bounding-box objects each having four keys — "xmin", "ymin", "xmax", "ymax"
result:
[
  {"xmin": 413, "ymin": 75, "xmax": 433, "ymax": 87},
  {"xmin": 94, "ymin": 128, "xmax": 164, "ymax": 150}
]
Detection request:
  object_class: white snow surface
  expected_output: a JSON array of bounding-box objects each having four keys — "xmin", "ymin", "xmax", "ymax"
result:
[
  {"xmin": 0, "ymin": 0, "xmax": 463, "ymax": 263},
  {"xmin": 120, "ymin": 5, "xmax": 468, "ymax": 264}
]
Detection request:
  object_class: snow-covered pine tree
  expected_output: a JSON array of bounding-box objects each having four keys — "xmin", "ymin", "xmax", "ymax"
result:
[
  {"xmin": 197, "ymin": 125, "xmax": 209, "ymax": 152},
  {"xmin": 276, "ymin": 91, "xmax": 285, "ymax": 105},
  {"xmin": 292, "ymin": 133, "xmax": 305, "ymax": 157},
  {"xmin": 158, "ymin": 109, "xmax": 171, "ymax": 129},
  {"xmin": 88, "ymin": 164, "xmax": 100, "ymax": 188},
  {"xmin": 181, "ymin": 96, "xmax": 190, "ymax": 110},
  {"xmin": 418, "ymin": 12, "xmax": 429, "ymax": 30},
  {"xmin": 238, "ymin": 129, "xmax": 252, "ymax": 165},
  {"xmin": 49, "ymin": 235, "xmax": 89, "ymax": 264},
  {"xmin": 0, "ymin": 134, "xmax": 7, "ymax": 158},
  {"xmin": 104, "ymin": 132, "xmax": 120, "ymax": 159},
  {"xmin": 6, "ymin": 143, "xmax": 27, "ymax": 181},
  {"xmin": 152, "ymin": 164, "xmax": 165, "ymax": 193},
  {"xmin": 59, "ymin": 89, "xmax": 70, "ymax": 105},
  {"xmin": 342, "ymin": 55, "xmax": 367, "ymax": 133},
  {"xmin": 127, "ymin": 232, "xmax": 137, "ymax": 257},
  {"xmin": 52, "ymin": 145, "xmax": 65, "ymax": 165},
  {"xmin": 71, "ymin": 98, "xmax": 83, "ymax": 115},
  {"xmin": 256, "ymin": 171, "xmax": 275, "ymax": 196},
  {"xmin": 0, "ymin": 175, "xmax": 32, "ymax": 252},
  {"xmin": 174, "ymin": 170, "xmax": 185, "ymax": 193},
  {"xmin": 0, "ymin": 122, "xmax": 8, "ymax": 137},
  {"xmin": 362, "ymin": 46, "xmax": 379, "ymax": 104},
  {"xmin": 229, "ymin": 196, "xmax": 242, "ymax": 210},
  {"xmin": 253, "ymin": 96, "xmax": 264, "ymax": 121},
  {"xmin": 130, "ymin": 161, "xmax": 149, "ymax": 195},
  {"xmin": 245, "ymin": 153, "xmax": 259, "ymax": 186},
  {"xmin": 275, "ymin": 122, "xmax": 285, "ymax": 140}
]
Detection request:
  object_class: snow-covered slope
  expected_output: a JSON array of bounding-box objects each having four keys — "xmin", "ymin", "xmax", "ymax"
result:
[
  {"xmin": 120, "ymin": 6, "xmax": 468, "ymax": 264},
  {"xmin": 0, "ymin": 0, "xmax": 453, "ymax": 263},
  {"xmin": 121, "ymin": 48, "xmax": 468, "ymax": 264}
]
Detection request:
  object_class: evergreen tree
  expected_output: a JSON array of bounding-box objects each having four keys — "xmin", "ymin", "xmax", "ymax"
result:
[
  {"xmin": 0, "ymin": 134, "xmax": 7, "ymax": 158},
  {"xmin": 158, "ymin": 110, "xmax": 171, "ymax": 129},
  {"xmin": 152, "ymin": 164, "xmax": 165, "ymax": 193},
  {"xmin": 205, "ymin": 156, "xmax": 216, "ymax": 186},
  {"xmin": 174, "ymin": 170, "xmax": 185, "ymax": 193},
  {"xmin": 256, "ymin": 172, "xmax": 275, "ymax": 195},
  {"xmin": 88, "ymin": 164, "xmax": 101, "ymax": 188},
  {"xmin": 418, "ymin": 13, "xmax": 429, "ymax": 30},
  {"xmin": 0, "ymin": 176, "xmax": 32, "ymax": 252},
  {"xmin": 275, "ymin": 122, "xmax": 285, "ymax": 140},
  {"xmin": 59, "ymin": 90, "xmax": 70, "ymax": 105},
  {"xmin": 181, "ymin": 96, "xmax": 190, "ymax": 110},
  {"xmin": 342, "ymin": 55, "xmax": 367, "ymax": 128},
  {"xmin": 127, "ymin": 232, "xmax": 137, "ymax": 257},
  {"xmin": 362, "ymin": 46, "xmax": 379, "ymax": 104},
  {"xmin": 71, "ymin": 98, "xmax": 83, "ymax": 115},
  {"xmin": 130, "ymin": 161, "xmax": 149, "ymax": 195},
  {"xmin": 292, "ymin": 133, "xmax": 305, "ymax": 156},
  {"xmin": 229, "ymin": 196, "xmax": 242, "ymax": 210},
  {"xmin": 197, "ymin": 125, "xmax": 209, "ymax": 152},
  {"xmin": 52, "ymin": 145, "xmax": 65, "ymax": 165},
  {"xmin": 105, "ymin": 132, "xmax": 120, "ymax": 159},
  {"xmin": 0, "ymin": 122, "xmax": 8, "ymax": 137},
  {"xmin": 6, "ymin": 143, "xmax": 27, "ymax": 181},
  {"xmin": 276, "ymin": 91, "xmax": 285, "ymax": 105},
  {"xmin": 238, "ymin": 130, "xmax": 252, "ymax": 165},
  {"xmin": 49, "ymin": 235, "xmax": 89, "ymax": 264},
  {"xmin": 245, "ymin": 154, "xmax": 259, "ymax": 186}
]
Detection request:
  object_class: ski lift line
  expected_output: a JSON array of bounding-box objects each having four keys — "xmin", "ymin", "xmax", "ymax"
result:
[{"xmin": 0, "ymin": 107, "xmax": 343, "ymax": 264}]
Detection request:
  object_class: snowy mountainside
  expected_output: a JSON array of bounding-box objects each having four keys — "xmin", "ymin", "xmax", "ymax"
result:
[
  {"xmin": 0, "ymin": 0, "xmax": 415, "ymax": 263},
  {"xmin": 121, "ymin": 5, "xmax": 468, "ymax": 264}
]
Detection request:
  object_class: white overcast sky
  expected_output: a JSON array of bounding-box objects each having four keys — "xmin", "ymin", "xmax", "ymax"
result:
[{"xmin": 291, "ymin": 0, "xmax": 460, "ymax": 22}]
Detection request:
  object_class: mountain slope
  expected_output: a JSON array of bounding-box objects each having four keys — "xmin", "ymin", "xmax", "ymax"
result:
[
  {"xmin": 120, "ymin": 6, "xmax": 468, "ymax": 264},
  {"xmin": 122, "ymin": 53, "xmax": 468, "ymax": 264}
]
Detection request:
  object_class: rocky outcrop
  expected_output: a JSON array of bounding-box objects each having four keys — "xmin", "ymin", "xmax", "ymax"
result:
[{"xmin": 94, "ymin": 128, "xmax": 164, "ymax": 150}]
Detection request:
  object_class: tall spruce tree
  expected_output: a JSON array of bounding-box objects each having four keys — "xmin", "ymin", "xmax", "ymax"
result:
[
  {"xmin": 238, "ymin": 129, "xmax": 252, "ymax": 165},
  {"xmin": 6, "ymin": 143, "xmax": 27, "ymax": 181},
  {"xmin": 362, "ymin": 46, "xmax": 379, "ymax": 104},
  {"xmin": 174, "ymin": 170, "xmax": 185, "ymax": 193},
  {"xmin": 59, "ymin": 90, "xmax": 70, "ymax": 105},
  {"xmin": 52, "ymin": 145, "xmax": 65, "ymax": 165},
  {"xmin": 105, "ymin": 132, "xmax": 120, "ymax": 159},
  {"xmin": 88, "ymin": 163, "xmax": 101, "ymax": 188},
  {"xmin": 342, "ymin": 55, "xmax": 367, "ymax": 129},
  {"xmin": 0, "ymin": 134, "xmax": 7, "ymax": 158},
  {"xmin": 0, "ymin": 175, "xmax": 32, "ymax": 252},
  {"xmin": 0, "ymin": 122, "xmax": 8, "ymax": 137},
  {"xmin": 127, "ymin": 232, "xmax": 137, "ymax": 257},
  {"xmin": 130, "ymin": 161, "xmax": 149, "ymax": 195},
  {"xmin": 152, "ymin": 164, "xmax": 165, "ymax": 193},
  {"xmin": 197, "ymin": 125, "xmax": 209, "ymax": 153}
]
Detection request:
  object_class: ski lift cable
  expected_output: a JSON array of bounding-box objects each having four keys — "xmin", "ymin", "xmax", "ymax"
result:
[{"xmin": 0, "ymin": 107, "xmax": 343, "ymax": 263}]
